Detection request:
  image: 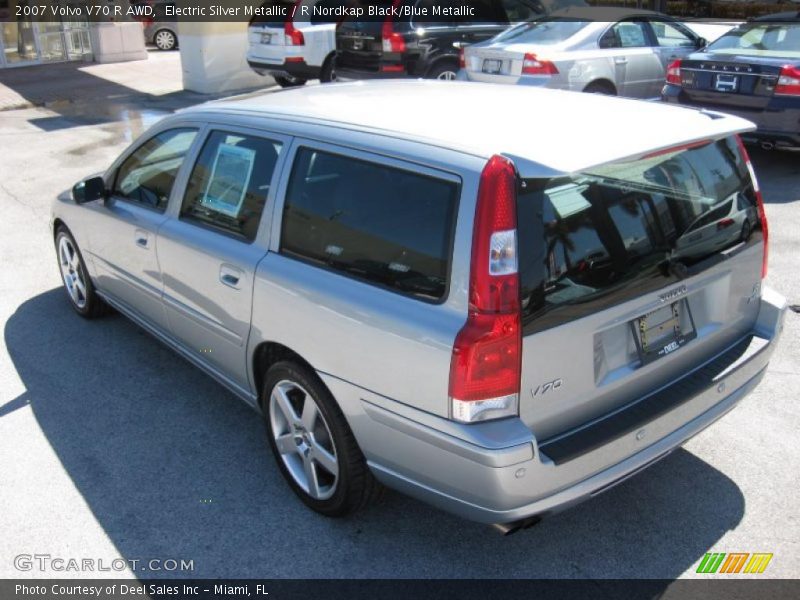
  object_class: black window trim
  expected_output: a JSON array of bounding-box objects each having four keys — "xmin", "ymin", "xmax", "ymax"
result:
[
  {"xmin": 274, "ymin": 140, "xmax": 462, "ymax": 306},
  {"xmin": 109, "ymin": 125, "xmax": 201, "ymax": 214}
]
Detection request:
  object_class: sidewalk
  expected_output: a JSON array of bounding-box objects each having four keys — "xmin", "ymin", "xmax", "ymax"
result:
[{"xmin": 0, "ymin": 50, "xmax": 270, "ymax": 112}]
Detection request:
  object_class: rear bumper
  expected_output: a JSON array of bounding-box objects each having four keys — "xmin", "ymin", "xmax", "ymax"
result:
[
  {"xmin": 662, "ymin": 84, "xmax": 800, "ymax": 149},
  {"xmin": 355, "ymin": 288, "xmax": 786, "ymax": 525},
  {"xmin": 336, "ymin": 66, "xmax": 409, "ymax": 81},
  {"xmin": 247, "ymin": 57, "xmax": 320, "ymax": 81}
]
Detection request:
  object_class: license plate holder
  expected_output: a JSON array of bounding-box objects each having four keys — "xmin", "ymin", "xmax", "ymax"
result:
[
  {"xmin": 630, "ymin": 299, "xmax": 697, "ymax": 366},
  {"xmin": 714, "ymin": 73, "xmax": 739, "ymax": 93},
  {"xmin": 482, "ymin": 59, "xmax": 502, "ymax": 74},
  {"xmin": 260, "ymin": 32, "xmax": 272, "ymax": 44}
]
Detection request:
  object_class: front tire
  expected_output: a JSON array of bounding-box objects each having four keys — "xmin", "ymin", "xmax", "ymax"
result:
[
  {"xmin": 262, "ymin": 361, "xmax": 382, "ymax": 517},
  {"xmin": 55, "ymin": 227, "xmax": 108, "ymax": 318},
  {"xmin": 427, "ymin": 61, "xmax": 459, "ymax": 81},
  {"xmin": 274, "ymin": 75, "xmax": 307, "ymax": 88}
]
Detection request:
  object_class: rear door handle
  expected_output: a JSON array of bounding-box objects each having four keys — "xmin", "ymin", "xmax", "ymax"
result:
[
  {"xmin": 615, "ymin": 57, "xmax": 628, "ymax": 65},
  {"xmin": 219, "ymin": 264, "xmax": 243, "ymax": 289},
  {"xmin": 134, "ymin": 229, "xmax": 149, "ymax": 248}
]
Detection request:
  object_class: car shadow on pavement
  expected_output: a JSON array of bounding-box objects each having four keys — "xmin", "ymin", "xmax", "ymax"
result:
[{"xmin": 4, "ymin": 288, "xmax": 746, "ymax": 580}]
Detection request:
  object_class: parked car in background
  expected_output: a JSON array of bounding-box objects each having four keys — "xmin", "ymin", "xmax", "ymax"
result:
[
  {"xmin": 662, "ymin": 13, "xmax": 800, "ymax": 150},
  {"xmin": 247, "ymin": 0, "xmax": 344, "ymax": 87},
  {"xmin": 335, "ymin": 0, "xmax": 586, "ymax": 81},
  {"xmin": 132, "ymin": 0, "xmax": 179, "ymax": 51},
  {"xmin": 51, "ymin": 81, "xmax": 785, "ymax": 532},
  {"xmin": 460, "ymin": 8, "xmax": 705, "ymax": 97}
]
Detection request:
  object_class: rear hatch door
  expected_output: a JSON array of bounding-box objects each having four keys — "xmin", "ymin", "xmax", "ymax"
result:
[{"xmin": 516, "ymin": 136, "xmax": 766, "ymax": 441}]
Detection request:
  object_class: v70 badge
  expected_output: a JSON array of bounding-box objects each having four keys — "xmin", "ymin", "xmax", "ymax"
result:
[{"xmin": 531, "ymin": 378, "xmax": 563, "ymax": 397}]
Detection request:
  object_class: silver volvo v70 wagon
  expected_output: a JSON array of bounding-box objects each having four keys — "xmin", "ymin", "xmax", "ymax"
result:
[{"xmin": 51, "ymin": 81, "xmax": 786, "ymax": 533}]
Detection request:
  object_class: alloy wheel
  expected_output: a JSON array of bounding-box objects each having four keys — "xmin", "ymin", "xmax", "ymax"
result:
[
  {"xmin": 58, "ymin": 236, "xmax": 87, "ymax": 309},
  {"xmin": 269, "ymin": 380, "xmax": 339, "ymax": 500}
]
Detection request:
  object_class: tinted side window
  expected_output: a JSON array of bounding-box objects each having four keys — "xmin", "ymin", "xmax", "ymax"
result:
[
  {"xmin": 180, "ymin": 131, "xmax": 282, "ymax": 241},
  {"xmin": 281, "ymin": 149, "xmax": 459, "ymax": 301},
  {"xmin": 114, "ymin": 128, "xmax": 197, "ymax": 212}
]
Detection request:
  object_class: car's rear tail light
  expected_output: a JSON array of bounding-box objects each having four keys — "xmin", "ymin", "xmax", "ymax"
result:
[
  {"xmin": 735, "ymin": 135, "xmax": 768, "ymax": 279},
  {"xmin": 666, "ymin": 59, "xmax": 682, "ymax": 85},
  {"xmin": 459, "ymin": 48, "xmax": 465, "ymax": 69},
  {"xmin": 775, "ymin": 65, "xmax": 800, "ymax": 96},
  {"xmin": 285, "ymin": 0, "xmax": 305, "ymax": 46},
  {"xmin": 521, "ymin": 53, "xmax": 558, "ymax": 76},
  {"xmin": 449, "ymin": 155, "xmax": 521, "ymax": 423},
  {"xmin": 381, "ymin": 0, "xmax": 406, "ymax": 53}
]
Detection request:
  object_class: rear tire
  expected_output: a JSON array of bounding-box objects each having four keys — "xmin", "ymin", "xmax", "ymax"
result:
[
  {"xmin": 741, "ymin": 219, "xmax": 752, "ymax": 242},
  {"xmin": 320, "ymin": 55, "xmax": 337, "ymax": 83},
  {"xmin": 583, "ymin": 81, "xmax": 616, "ymax": 95},
  {"xmin": 54, "ymin": 227, "xmax": 109, "ymax": 319},
  {"xmin": 262, "ymin": 361, "xmax": 383, "ymax": 517},
  {"xmin": 274, "ymin": 75, "xmax": 307, "ymax": 88}
]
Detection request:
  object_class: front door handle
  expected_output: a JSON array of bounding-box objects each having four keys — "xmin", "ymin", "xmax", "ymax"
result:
[
  {"xmin": 134, "ymin": 229, "xmax": 149, "ymax": 248},
  {"xmin": 615, "ymin": 57, "xmax": 628, "ymax": 65},
  {"xmin": 219, "ymin": 264, "xmax": 243, "ymax": 289}
]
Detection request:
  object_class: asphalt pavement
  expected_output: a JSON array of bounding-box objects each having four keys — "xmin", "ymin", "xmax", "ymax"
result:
[{"xmin": 0, "ymin": 90, "xmax": 798, "ymax": 581}]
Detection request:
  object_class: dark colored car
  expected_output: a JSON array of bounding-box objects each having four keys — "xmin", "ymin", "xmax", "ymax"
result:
[
  {"xmin": 662, "ymin": 13, "xmax": 800, "ymax": 150},
  {"xmin": 335, "ymin": 0, "xmax": 586, "ymax": 81}
]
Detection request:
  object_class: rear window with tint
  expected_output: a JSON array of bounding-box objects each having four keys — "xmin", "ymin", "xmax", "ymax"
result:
[
  {"xmin": 280, "ymin": 149, "xmax": 459, "ymax": 301},
  {"xmin": 517, "ymin": 137, "xmax": 763, "ymax": 333},
  {"xmin": 706, "ymin": 23, "xmax": 800, "ymax": 58},
  {"xmin": 494, "ymin": 19, "xmax": 589, "ymax": 45}
]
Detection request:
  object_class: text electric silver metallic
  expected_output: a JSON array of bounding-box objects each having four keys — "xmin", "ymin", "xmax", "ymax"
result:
[{"xmin": 51, "ymin": 81, "xmax": 786, "ymax": 533}]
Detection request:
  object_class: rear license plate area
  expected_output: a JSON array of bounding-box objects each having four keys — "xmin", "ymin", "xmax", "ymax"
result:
[
  {"xmin": 714, "ymin": 73, "xmax": 739, "ymax": 93},
  {"xmin": 482, "ymin": 59, "xmax": 502, "ymax": 74},
  {"xmin": 260, "ymin": 33, "xmax": 272, "ymax": 44},
  {"xmin": 630, "ymin": 300, "xmax": 697, "ymax": 366}
]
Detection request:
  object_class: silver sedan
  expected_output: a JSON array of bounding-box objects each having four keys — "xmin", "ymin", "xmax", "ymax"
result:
[{"xmin": 460, "ymin": 7, "xmax": 705, "ymax": 98}]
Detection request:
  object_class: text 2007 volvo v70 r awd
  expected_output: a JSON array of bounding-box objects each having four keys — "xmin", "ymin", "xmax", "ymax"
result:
[{"xmin": 51, "ymin": 82, "xmax": 786, "ymax": 533}]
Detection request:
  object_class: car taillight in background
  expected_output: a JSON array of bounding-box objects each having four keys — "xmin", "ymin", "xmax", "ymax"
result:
[
  {"xmin": 735, "ymin": 135, "xmax": 768, "ymax": 279},
  {"xmin": 381, "ymin": 4, "xmax": 406, "ymax": 54},
  {"xmin": 775, "ymin": 65, "xmax": 800, "ymax": 96},
  {"xmin": 285, "ymin": 0, "xmax": 305, "ymax": 45},
  {"xmin": 449, "ymin": 155, "xmax": 521, "ymax": 423},
  {"xmin": 522, "ymin": 53, "xmax": 558, "ymax": 76},
  {"xmin": 666, "ymin": 59, "xmax": 682, "ymax": 85},
  {"xmin": 459, "ymin": 48, "xmax": 465, "ymax": 70}
]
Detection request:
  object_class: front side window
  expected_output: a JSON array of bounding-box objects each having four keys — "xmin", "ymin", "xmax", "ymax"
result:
[
  {"xmin": 113, "ymin": 128, "xmax": 197, "ymax": 212},
  {"xmin": 517, "ymin": 137, "xmax": 762, "ymax": 333},
  {"xmin": 280, "ymin": 148, "xmax": 459, "ymax": 301},
  {"xmin": 180, "ymin": 131, "xmax": 282, "ymax": 241},
  {"xmin": 650, "ymin": 20, "xmax": 697, "ymax": 48}
]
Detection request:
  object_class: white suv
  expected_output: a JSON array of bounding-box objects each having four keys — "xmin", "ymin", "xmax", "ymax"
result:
[{"xmin": 247, "ymin": 0, "xmax": 338, "ymax": 88}]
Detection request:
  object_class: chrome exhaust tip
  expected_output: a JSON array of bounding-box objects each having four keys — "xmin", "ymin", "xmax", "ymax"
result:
[{"xmin": 491, "ymin": 516, "xmax": 542, "ymax": 536}]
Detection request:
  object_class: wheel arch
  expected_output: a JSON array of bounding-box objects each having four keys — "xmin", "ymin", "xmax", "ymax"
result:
[
  {"xmin": 583, "ymin": 78, "xmax": 617, "ymax": 94},
  {"xmin": 426, "ymin": 53, "xmax": 460, "ymax": 78},
  {"xmin": 252, "ymin": 341, "xmax": 317, "ymax": 408}
]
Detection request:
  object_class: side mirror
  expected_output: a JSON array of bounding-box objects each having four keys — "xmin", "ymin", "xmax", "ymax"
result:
[
  {"xmin": 72, "ymin": 176, "xmax": 106, "ymax": 204},
  {"xmin": 695, "ymin": 37, "xmax": 707, "ymax": 49}
]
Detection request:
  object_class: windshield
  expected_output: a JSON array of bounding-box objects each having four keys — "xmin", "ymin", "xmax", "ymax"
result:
[
  {"xmin": 706, "ymin": 22, "xmax": 800, "ymax": 58},
  {"xmin": 517, "ymin": 137, "xmax": 764, "ymax": 333},
  {"xmin": 494, "ymin": 18, "xmax": 589, "ymax": 45}
]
